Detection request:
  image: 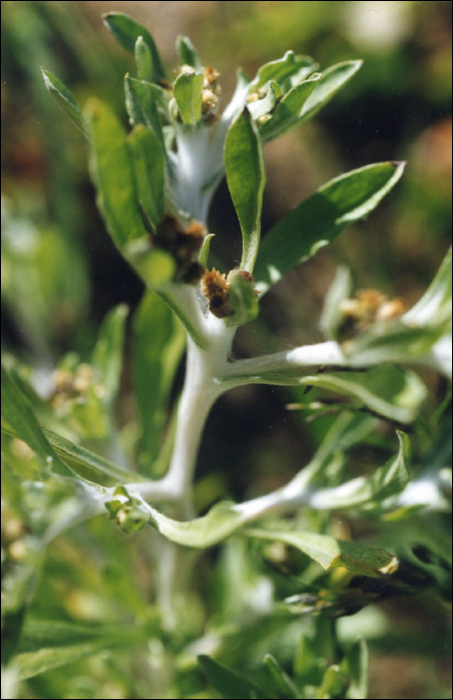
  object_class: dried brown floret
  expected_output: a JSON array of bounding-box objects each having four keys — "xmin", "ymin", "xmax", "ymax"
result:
[
  {"xmin": 376, "ymin": 297, "xmax": 407, "ymax": 322},
  {"xmin": 200, "ymin": 268, "xmax": 258, "ymax": 318},
  {"xmin": 338, "ymin": 289, "xmax": 407, "ymax": 340},
  {"xmin": 202, "ymin": 66, "xmax": 221, "ymax": 119},
  {"xmin": 200, "ymin": 268, "xmax": 233, "ymax": 318},
  {"xmin": 49, "ymin": 364, "xmax": 98, "ymax": 407},
  {"xmin": 153, "ymin": 214, "xmax": 207, "ymax": 283},
  {"xmin": 203, "ymin": 66, "xmax": 221, "ymax": 90}
]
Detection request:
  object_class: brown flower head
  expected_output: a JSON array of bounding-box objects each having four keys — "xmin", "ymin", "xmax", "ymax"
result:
[
  {"xmin": 153, "ymin": 214, "xmax": 206, "ymax": 283},
  {"xmin": 338, "ymin": 289, "xmax": 407, "ymax": 341},
  {"xmin": 200, "ymin": 268, "xmax": 258, "ymax": 318}
]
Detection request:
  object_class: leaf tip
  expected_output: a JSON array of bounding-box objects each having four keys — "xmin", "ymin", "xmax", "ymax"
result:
[
  {"xmin": 41, "ymin": 68, "xmax": 52, "ymax": 86},
  {"xmin": 379, "ymin": 555, "xmax": 399, "ymax": 576}
]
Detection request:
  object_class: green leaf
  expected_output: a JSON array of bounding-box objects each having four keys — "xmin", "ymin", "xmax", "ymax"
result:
[
  {"xmin": 92, "ymin": 304, "xmax": 128, "ymax": 405},
  {"xmin": 126, "ymin": 75, "xmax": 170, "ymax": 116},
  {"xmin": 297, "ymin": 371, "xmax": 423, "ymax": 425},
  {"xmin": 263, "ymin": 654, "xmax": 301, "ymax": 699},
  {"xmin": 225, "ymin": 109, "xmax": 265, "ymax": 273},
  {"xmin": 102, "ymin": 12, "xmax": 165, "ymax": 82},
  {"xmin": 41, "ymin": 69, "xmax": 88, "ymax": 138},
  {"xmin": 133, "ymin": 290, "xmax": 185, "ymax": 475},
  {"xmin": 147, "ymin": 500, "xmax": 243, "ymax": 548},
  {"xmin": 300, "ymin": 60, "xmax": 363, "ymax": 124},
  {"xmin": 247, "ymin": 81, "xmax": 280, "ymax": 121},
  {"xmin": 343, "ymin": 638, "xmax": 369, "ymax": 700},
  {"xmin": 2, "ymin": 608, "xmax": 26, "ymax": 666},
  {"xmin": 198, "ymin": 655, "xmax": 269, "ymax": 700},
  {"xmin": 403, "ymin": 246, "xmax": 452, "ymax": 330},
  {"xmin": 226, "ymin": 271, "xmax": 260, "ymax": 327},
  {"xmin": 86, "ymin": 98, "xmax": 148, "ymax": 250},
  {"xmin": 316, "ymin": 665, "xmax": 345, "ymax": 699},
  {"xmin": 199, "ymin": 233, "xmax": 215, "ymax": 268},
  {"xmin": 0, "ymin": 533, "xmax": 43, "ymax": 633},
  {"xmin": 311, "ymin": 432, "xmax": 410, "ymax": 511},
  {"xmin": 12, "ymin": 624, "xmax": 143, "ymax": 681},
  {"xmin": 173, "ymin": 70, "xmax": 204, "ymax": 125},
  {"xmin": 177, "ymin": 35, "xmax": 202, "ymax": 69},
  {"xmin": 254, "ymin": 162, "xmax": 405, "ymax": 295},
  {"xmin": 1, "ymin": 365, "xmax": 72, "ymax": 477},
  {"xmin": 125, "ymin": 241, "xmax": 176, "ymax": 289},
  {"xmin": 245, "ymin": 528, "xmax": 398, "ymax": 578},
  {"xmin": 128, "ymin": 124, "xmax": 165, "ymax": 229},
  {"xmin": 259, "ymin": 74, "xmax": 321, "ymax": 142},
  {"xmin": 17, "ymin": 620, "xmax": 119, "ymax": 653},
  {"xmin": 320, "ymin": 266, "xmax": 353, "ymax": 340},
  {"xmin": 39, "ymin": 427, "xmax": 144, "ymax": 483},
  {"xmin": 251, "ymin": 51, "xmax": 316, "ymax": 91},
  {"xmin": 135, "ymin": 35, "xmax": 154, "ymax": 82},
  {"xmin": 2, "ymin": 210, "xmax": 89, "ymax": 353},
  {"xmin": 342, "ymin": 321, "xmax": 444, "ymax": 367},
  {"xmin": 124, "ymin": 75, "xmax": 165, "ymax": 147}
]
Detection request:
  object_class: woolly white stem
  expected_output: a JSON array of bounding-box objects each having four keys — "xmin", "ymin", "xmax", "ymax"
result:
[
  {"xmin": 174, "ymin": 126, "xmax": 212, "ymax": 223},
  {"xmin": 217, "ymin": 340, "xmax": 347, "ymax": 385}
]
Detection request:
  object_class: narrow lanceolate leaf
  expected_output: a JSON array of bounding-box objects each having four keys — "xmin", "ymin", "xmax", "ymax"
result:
[
  {"xmin": 18, "ymin": 620, "xmax": 121, "ymax": 653},
  {"xmin": 320, "ymin": 266, "xmax": 353, "ymax": 339},
  {"xmin": 13, "ymin": 625, "xmax": 144, "ymax": 681},
  {"xmin": 259, "ymin": 73, "xmax": 321, "ymax": 142},
  {"xmin": 198, "ymin": 656, "xmax": 270, "ymax": 700},
  {"xmin": 125, "ymin": 75, "xmax": 165, "ymax": 147},
  {"xmin": 349, "ymin": 325, "xmax": 444, "ymax": 369},
  {"xmin": 344, "ymin": 638, "xmax": 369, "ymax": 700},
  {"xmin": 133, "ymin": 290, "xmax": 185, "ymax": 475},
  {"xmin": 126, "ymin": 242, "xmax": 176, "ymax": 289},
  {"xmin": 300, "ymin": 60, "xmax": 363, "ymax": 124},
  {"xmin": 86, "ymin": 98, "xmax": 148, "ymax": 249},
  {"xmin": 317, "ymin": 665, "xmax": 346, "ymax": 699},
  {"xmin": 1, "ymin": 365, "xmax": 72, "ymax": 477},
  {"xmin": 135, "ymin": 35, "xmax": 154, "ymax": 82},
  {"xmin": 173, "ymin": 70, "xmax": 204, "ymax": 125},
  {"xmin": 91, "ymin": 304, "xmax": 128, "ymax": 405},
  {"xmin": 403, "ymin": 246, "xmax": 452, "ymax": 330},
  {"xmin": 225, "ymin": 109, "xmax": 265, "ymax": 273},
  {"xmin": 245, "ymin": 528, "xmax": 399, "ymax": 578},
  {"xmin": 41, "ymin": 69, "xmax": 88, "ymax": 138},
  {"xmin": 298, "ymin": 373, "xmax": 419, "ymax": 425},
  {"xmin": 199, "ymin": 233, "xmax": 215, "ymax": 268},
  {"xmin": 102, "ymin": 12, "xmax": 165, "ymax": 82},
  {"xmin": 126, "ymin": 75, "xmax": 170, "ymax": 116},
  {"xmin": 254, "ymin": 161, "xmax": 406, "ymax": 295},
  {"xmin": 263, "ymin": 655, "xmax": 301, "ymax": 699},
  {"xmin": 147, "ymin": 500, "xmax": 243, "ymax": 548},
  {"xmin": 177, "ymin": 35, "xmax": 202, "ymax": 69},
  {"xmin": 251, "ymin": 50, "xmax": 316, "ymax": 90},
  {"xmin": 128, "ymin": 125, "xmax": 165, "ymax": 229},
  {"xmin": 311, "ymin": 432, "xmax": 410, "ymax": 511},
  {"xmin": 39, "ymin": 427, "xmax": 145, "ymax": 483}
]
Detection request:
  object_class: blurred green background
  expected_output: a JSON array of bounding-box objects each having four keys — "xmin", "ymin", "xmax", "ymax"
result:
[{"xmin": 1, "ymin": 2, "xmax": 451, "ymax": 698}]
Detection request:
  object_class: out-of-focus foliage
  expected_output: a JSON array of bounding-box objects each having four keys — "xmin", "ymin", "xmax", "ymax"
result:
[{"xmin": 1, "ymin": 3, "xmax": 451, "ymax": 700}]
